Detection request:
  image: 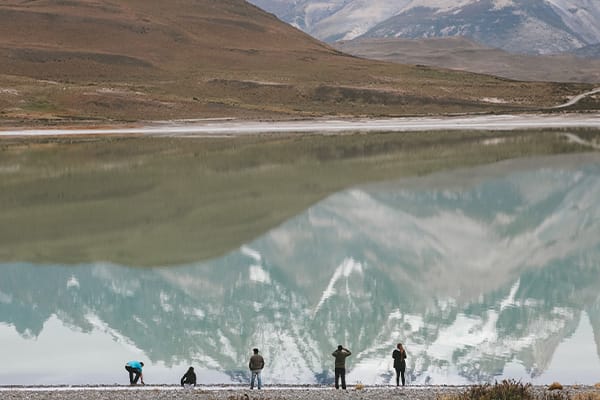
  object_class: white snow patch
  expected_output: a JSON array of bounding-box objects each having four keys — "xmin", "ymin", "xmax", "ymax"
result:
[
  {"xmin": 253, "ymin": 301, "xmax": 264, "ymax": 312},
  {"xmin": 427, "ymin": 311, "xmax": 499, "ymax": 360},
  {"xmin": 241, "ymin": 245, "xmax": 262, "ymax": 262},
  {"xmin": 500, "ymin": 279, "xmax": 520, "ymax": 311},
  {"xmin": 159, "ymin": 291, "xmax": 173, "ymax": 312},
  {"xmin": 217, "ymin": 330, "xmax": 237, "ymax": 360},
  {"xmin": 249, "ymin": 265, "xmax": 271, "ymax": 284},
  {"xmin": 313, "ymin": 257, "xmax": 364, "ymax": 315},
  {"xmin": 494, "ymin": 211, "xmax": 515, "ymax": 225},
  {"xmin": 66, "ymin": 276, "xmax": 80, "ymax": 289},
  {"xmin": 132, "ymin": 316, "xmax": 149, "ymax": 329},
  {"xmin": 404, "ymin": 314, "xmax": 425, "ymax": 333}
]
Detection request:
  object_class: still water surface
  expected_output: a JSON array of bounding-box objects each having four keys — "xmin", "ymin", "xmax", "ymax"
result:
[{"xmin": 1, "ymin": 154, "xmax": 600, "ymax": 385}]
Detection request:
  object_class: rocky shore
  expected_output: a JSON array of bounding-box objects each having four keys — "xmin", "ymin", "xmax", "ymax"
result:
[{"xmin": 1, "ymin": 385, "xmax": 597, "ymax": 400}]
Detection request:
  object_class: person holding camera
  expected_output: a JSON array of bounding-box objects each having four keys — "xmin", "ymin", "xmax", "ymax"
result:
[
  {"xmin": 331, "ymin": 345, "xmax": 352, "ymax": 389},
  {"xmin": 392, "ymin": 343, "xmax": 407, "ymax": 386}
]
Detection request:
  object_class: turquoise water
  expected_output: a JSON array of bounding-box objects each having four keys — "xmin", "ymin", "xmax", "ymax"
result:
[{"xmin": 1, "ymin": 154, "xmax": 600, "ymax": 385}]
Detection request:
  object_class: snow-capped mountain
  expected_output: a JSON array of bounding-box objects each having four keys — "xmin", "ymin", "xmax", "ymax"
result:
[
  {"xmin": 249, "ymin": 0, "xmax": 600, "ymax": 54},
  {"xmin": 2, "ymin": 154, "xmax": 600, "ymax": 385}
]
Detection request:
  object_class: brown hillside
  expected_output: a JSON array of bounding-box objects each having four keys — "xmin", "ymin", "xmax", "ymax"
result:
[
  {"xmin": 0, "ymin": 0, "xmax": 596, "ymax": 124},
  {"xmin": 0, "ymin": 0, "xmax": 334, "ymax": 78}
]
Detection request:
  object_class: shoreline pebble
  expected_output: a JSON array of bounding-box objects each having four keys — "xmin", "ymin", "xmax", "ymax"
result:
[{"xmin": 1, "ymin": 385, "xmax": 598, "ymax": 400}]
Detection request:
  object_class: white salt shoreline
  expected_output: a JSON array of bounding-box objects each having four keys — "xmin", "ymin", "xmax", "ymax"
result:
[{"xmin": 1, "ymin": 114, "xmax": 600, "ymax": 137}]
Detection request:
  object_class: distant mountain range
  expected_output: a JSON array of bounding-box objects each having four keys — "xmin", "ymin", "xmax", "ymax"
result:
[
  {"xmin": 335, "ymin": 36, "xmax": 600, "ymax": 83},
  {"xmin": 250, "ymin": 0, "xmax": 600, "ymax": 55}
]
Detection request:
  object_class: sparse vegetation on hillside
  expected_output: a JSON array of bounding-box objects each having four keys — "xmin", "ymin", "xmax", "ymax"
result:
[{"xmin": 0, "ymin": 0, "xmax": 597, "ymax": 125}]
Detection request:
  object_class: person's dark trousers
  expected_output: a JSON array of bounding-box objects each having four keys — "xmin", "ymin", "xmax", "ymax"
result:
[
  {"xmin": 395, "ymin": 367, "xmax": 406, "ymax": 386},
  {"xmin": 334, "ymin": 368, "xmax": 346, "ymax": 389},
  {"xmin": 125, "ymin": 365, "xmax": 141, "ymax": 384}
]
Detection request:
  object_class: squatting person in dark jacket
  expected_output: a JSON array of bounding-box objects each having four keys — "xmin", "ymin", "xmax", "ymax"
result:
[
  {"xmin": 332, "ymin": 345, "xmax": 352, "ymax": 389},
  {"xmin": 181, "ymin": 366, "xmax": 196, "ymax": 387},
  {"xmin": 248, "ymin": 348, "xmax": 265, "ymax": 389},
  {"xmin": 392, "ymin": 343, "xmax": 407, "ymax": 386}
]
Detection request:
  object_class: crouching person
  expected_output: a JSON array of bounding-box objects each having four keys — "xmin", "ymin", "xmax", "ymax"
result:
[
  {"xmin": 125, "ymin": 360, "xmax": 145, "ymax": 385},
  {"xmin": 181, "ymin": 366, "xmax": 196, "ymax": 387}
]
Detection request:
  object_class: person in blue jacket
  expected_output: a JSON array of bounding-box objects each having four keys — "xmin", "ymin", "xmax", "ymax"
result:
[{"xmin": 125, "ymin": 360, "xmax": 145, "ymax": 385}]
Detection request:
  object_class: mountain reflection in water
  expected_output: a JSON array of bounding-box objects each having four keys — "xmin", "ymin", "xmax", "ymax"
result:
[{"xmin": 1, "ymin": 154, "xmax": 600, "ymax": 385}]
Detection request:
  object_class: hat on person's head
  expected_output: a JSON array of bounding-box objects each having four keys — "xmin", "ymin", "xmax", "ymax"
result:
[
  {"xmin": 338, "ymin": 345, "xmax": 343, "ymax": 351},
  {"xmin": 253, "ymin": 348, "xmax": 259, "ymax": 353}
]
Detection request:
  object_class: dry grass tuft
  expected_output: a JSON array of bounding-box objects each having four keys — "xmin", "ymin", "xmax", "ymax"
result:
[
  {"xmin": 355, "ymin": 383, "xmax": 365, "ymax": 390},
  {"xmin": 542, "ymin": 391, "xmax": 569, "ymax": 400},
  {"xmin": 444, "ymin": 380, "xmax": 535, "ymax": 400},
  {"xmin": 595, "ymin": 383, "xmax": 600, "ymax": 389},
  {"xmin": 573, "ymin": 393, "xmax": 600, "ymax": 400},
  {"xmin": 440, "ymin": 380, "xmax": 598, "ymax": 400}
]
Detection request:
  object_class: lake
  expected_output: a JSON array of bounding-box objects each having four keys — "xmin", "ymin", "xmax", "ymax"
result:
[{"xmin": 1, "ymin": 134, "xmax": 599, "ymax": 385}]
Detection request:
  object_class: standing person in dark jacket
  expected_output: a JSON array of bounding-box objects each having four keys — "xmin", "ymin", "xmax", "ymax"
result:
[
  {"xmin": 181, "ymin": 366, "xmax": 196, "ymax": 387},
  {"xmin": 332, "ymin": 345, "xmax": 352, "ymax": 390},
  {"xmin": 125, "ymin": 360, "xmax": 145, "ymax": 385},
  {"xmin": 248, "ymin": 348, "xmax": 265, "ymax": 389},
  {"xmin": 392, "ymin": 343, "xmax": 407, "ymax": 386}
]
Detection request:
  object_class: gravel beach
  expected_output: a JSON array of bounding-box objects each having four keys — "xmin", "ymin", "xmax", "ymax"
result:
[{"xmin": 1, "ymin": 385, "xmax": 597, "ymax": 400}]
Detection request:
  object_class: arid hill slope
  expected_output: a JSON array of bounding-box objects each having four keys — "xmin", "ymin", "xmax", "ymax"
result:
[
  {"xmin": 0, "ymin": 0, "xmax": 596, "ymax": 125},
  {"xmin": 0, "ymin": 0, "xmax": 334, "ymax": 78}
]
